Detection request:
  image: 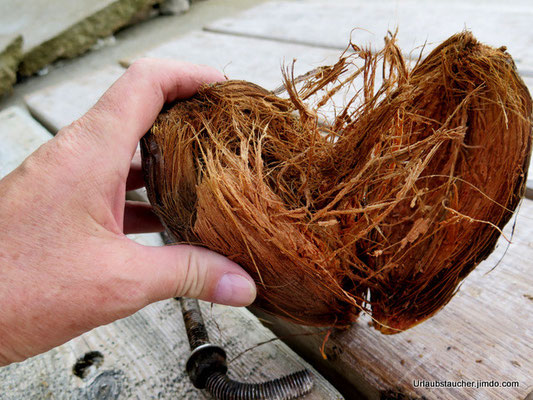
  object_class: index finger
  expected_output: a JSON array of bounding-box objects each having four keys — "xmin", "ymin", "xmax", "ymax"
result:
[{"xmin": 71, "ymin": 58, "xmax": 225, "ymax": 162}]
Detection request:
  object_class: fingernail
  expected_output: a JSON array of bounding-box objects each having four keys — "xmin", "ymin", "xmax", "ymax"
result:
[{"xmin": 214, "ymin": 273, "xmax": 256, "ymax": 306}]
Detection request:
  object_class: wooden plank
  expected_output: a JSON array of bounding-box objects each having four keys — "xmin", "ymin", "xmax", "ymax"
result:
[
  {"xmin": 526, "ymin": 77, "xmax": 533, "ymax": 199},
  {"xmin": 0, "ymin": 244, "xmax": 343, "ymax": 399},
  {"xmin": 139, "ymin": 30, "xmax": 342, "ymax": 90},
  {"xmin": 24, "ymin": 65, "xmax": 124, "ymax": 133},
  {"xmin": 1, "ymin": 281, "xmax": 343, "ymax": 399},
  {"xmin": 0, "ymin": 0, "xmax": 162, "ymax": 77},
  {"xmin": 0, "ymin": 106, "xmax": 52, "ymax": 177},
  {"xmin": 205, "ymin": 0, "xmax": 533, "ymax": 75},
  {"xmin": 0, "ymin": 107, "xmax": 343, "ymax": 399},
  {"xmin": 252, "ymin": 199, "xmax": 533, "ymax": 400}
]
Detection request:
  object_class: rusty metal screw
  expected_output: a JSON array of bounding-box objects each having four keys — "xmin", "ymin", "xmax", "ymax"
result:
[{"xmin": 178, "ymin": 297, "xmax": 314, "ymax": 400}]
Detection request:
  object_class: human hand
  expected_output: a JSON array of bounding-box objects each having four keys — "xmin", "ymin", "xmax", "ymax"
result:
[{"xmin": 0, "ymin": 59, "xmax": 257, "ymax": 366}]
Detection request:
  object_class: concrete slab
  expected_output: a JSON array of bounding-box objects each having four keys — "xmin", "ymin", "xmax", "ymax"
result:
[
  {"xmin": 0, "ymin": 0, "xmax": 161, "ymax": 77},
  {"xmin": 0, "ymin": 35, "xmax": 23, "ymax": 97},
  {"xmin": 206, "ymin": 0, "xmax": 533, "ymax": 75},
  {"xmin": 0, "ymin": 105, "xmax": 342, "ymax": 400}
]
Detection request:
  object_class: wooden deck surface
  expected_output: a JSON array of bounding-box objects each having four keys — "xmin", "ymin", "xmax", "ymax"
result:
[{"xmin": 4, "ymin": 1, "xmax": 533, "ymax": 399}]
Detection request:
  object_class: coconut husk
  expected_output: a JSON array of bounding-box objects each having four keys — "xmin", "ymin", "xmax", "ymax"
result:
[{"xmin": 140, "ymin": 32, "xmax": 532, "ymax": 333}]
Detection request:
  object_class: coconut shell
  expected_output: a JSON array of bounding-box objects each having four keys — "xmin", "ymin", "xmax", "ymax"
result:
[{"xmin": 140, "ymin": 32, "xmax": 532, "ymax": 333}]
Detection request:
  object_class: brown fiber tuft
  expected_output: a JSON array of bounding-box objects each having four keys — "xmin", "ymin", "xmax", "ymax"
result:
[{"xmin": 141, "ymin": 32, "xmax": 532, "ymax": 333}]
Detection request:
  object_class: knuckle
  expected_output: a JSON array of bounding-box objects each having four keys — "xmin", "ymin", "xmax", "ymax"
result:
[
  {"xmin": 128, "ymin": 58, "xmax": 153, "ymax": 76},
  {"xmin": 65, "ymin": 111, "xmax": 99, "ymax": 138},
  {"xmin": 20, "ymin": 138, "xmax": 67, "ymax": 176},
  {"xmin": 17, "ymin": 146, "xmax": 46, "ymax": 176},
  {"xmin": 47, "ymin": 130, "xmax": 85, "ymax": 167}
]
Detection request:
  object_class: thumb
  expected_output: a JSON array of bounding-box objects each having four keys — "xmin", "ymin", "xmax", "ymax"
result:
[{"xmin": 130, "ymin": 241, "xmax": 257, "ymax": 307}]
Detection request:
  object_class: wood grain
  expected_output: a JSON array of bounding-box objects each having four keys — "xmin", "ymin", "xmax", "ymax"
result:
[
  {"xmin": 24, "ymin": 65, "xmax": 124, "ymax": 133},
  {"xmin": 206, "ymin": 0, "xmax": 533, "ymax": 74}
]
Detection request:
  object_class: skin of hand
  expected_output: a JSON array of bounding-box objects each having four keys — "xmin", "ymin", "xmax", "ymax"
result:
[{"xmin": 0, "ymin": 59, "xmax": 257, "ymax": 366}]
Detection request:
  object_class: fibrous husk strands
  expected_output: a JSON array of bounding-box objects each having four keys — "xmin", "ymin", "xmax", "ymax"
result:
[{"xmin": 141, "ymin": 32, "xmax": 532, "ymax": 333}]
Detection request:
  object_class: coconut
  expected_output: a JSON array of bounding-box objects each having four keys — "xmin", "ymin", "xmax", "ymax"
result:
[{"xmin": 140, "ymin": 32, "xmax": 532, "ymax": 333}]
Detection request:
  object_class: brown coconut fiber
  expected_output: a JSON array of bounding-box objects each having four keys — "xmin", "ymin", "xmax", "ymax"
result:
[{"xmin": 140, "ymin": 32, "xmax": 532, "ymax": 333}]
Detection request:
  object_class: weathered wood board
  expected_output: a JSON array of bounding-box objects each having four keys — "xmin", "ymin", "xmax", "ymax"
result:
[
  {"xmin": 526, "ymin": 77, "xmax": 533, "ymax": 199},
  {"xmin": 206, "ymin": 0, "xmax": 533, "ymax": 75},
  {"xmin": 253, "ymin": 198, "xmax": 533, "ymax": 400},
  {"xmin": 0, "ymin": 281, "xmax": 343, "ymax": 399},
  {"xmin": 24, "ymin": 65, "xmax": 124, "ymax": 133},
  {"xmin": 139, "ymin": 30, "xmax": 342, "ymax": 89},
  {"xmin": 0, "ymin": 107, "xmax": 343, "ymax": 399},
  {"xmin": 0, "ymin": 107, "xmax": 52, "ymax": 177}
]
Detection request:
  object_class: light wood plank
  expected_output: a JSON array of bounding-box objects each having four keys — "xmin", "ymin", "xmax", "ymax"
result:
[
  {"xmin": 0, "ymin": 106, "xmax": 52, "ymax": 177},
  {"xmin": 206, "ymin": 0, "xmax": 533, "ymax": 75},
  {"xmin": 24, "ymin": 65, "xmax": 124, "ymax": 133},
  {"xmin": 253, "ymin": 199, "xmax": 533, "ymax": 400},
  {"xmin": 0, "ymin": 107, "xmax": 343, "ymax": 399},
  {"xmin": 139, "ymin": 30, "xmax": 342, "ymax": 90},
  {"xmin": 525, "ymin": 77, "xmax": 533, "ymax": 199}
]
